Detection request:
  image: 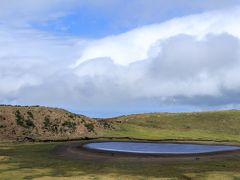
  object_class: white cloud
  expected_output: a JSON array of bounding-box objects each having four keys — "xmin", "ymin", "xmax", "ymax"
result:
[
  {"xmin": 70, "ymin": 7, "xmax": 240, "ymax": 107},
  {"xmin": 72, "ymin": 33, "xmax": 240, "ymax": 100},
  {"xmin": 1, "ymin": 6, "xmax": 240, "ymax": 115},
  {"xmin": 0, "ymin": 25, "xmax": 84, "ymax": 99},
  {"xmin": 73, "ymin": 7, "xmax": 240, "ymax": 66}
]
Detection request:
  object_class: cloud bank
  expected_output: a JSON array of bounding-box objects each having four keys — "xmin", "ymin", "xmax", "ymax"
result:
[{"xmin": 1, "ymin": 6, "xmax": 240, "ymax": 116}]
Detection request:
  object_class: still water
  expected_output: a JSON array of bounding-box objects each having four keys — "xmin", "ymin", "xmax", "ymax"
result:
[{"xmin": 83, "ymin": 141, "xmax": 240, "ymax": 154}]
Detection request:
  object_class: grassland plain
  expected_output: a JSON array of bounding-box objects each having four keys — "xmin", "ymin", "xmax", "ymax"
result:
[
  {"xmin": 1, "ymin": 108, "xmax": 240, "ymax": 179},
  {"xmin": 1, "ymin": 141, "xmax": 240, "ymax": 180}
]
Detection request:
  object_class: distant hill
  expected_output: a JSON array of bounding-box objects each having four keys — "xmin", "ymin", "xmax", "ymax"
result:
[{"xmin": 1, "ymin": 105, "xmax": 240, "ymax": 143}]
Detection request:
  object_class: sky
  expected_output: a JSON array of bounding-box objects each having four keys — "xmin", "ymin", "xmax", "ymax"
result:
[{"xmin": 1, "ymin": 0, "xmax": 240, "ymax": 117}]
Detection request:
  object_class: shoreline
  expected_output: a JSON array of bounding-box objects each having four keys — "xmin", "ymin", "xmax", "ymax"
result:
[
  {"xmin": 54, "ymin": 140, "xmax": 240, "ymax": 162},
  {"xmin": 2, "ymin": 136, "xmax": 240, "ymax": 145}
]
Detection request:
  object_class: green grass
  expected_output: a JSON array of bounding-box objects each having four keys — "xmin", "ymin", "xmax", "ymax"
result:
[
  {"xmin": 104, "ymin": 124, "xmax": 240, "ymax": 142},
  {"xmin": 1, "ymin": 110, "xmax": 240, "ymax": 179},
  {"xmin": 101, "ymin": 110, "xmax": 240, "ymax": 143},
  {"xmin": 0, "ymin": 142, "xmax": 240, "ymax": 180}
]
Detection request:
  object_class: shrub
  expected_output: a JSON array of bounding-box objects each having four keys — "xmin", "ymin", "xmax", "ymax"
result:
[
  {"xmin": 15, "ymin": 110, "xmax": 24, "ymax": 126},
  {"xmin": 0, "ymin": 124, "xmax": 6, "ymax": 128},
  {"xmin": 27, "ymin": 111, "xmax": 34, "ymax": 119},
  {"xmin": 84, "ymin": 123, "xmax": 94, "ymax": 132},
  {"xmin": 25, "ymin": 118, "xmax": 35, "ymax": 127},
  {"xmin": 15, "ymin": 110, "xmax": 35, "ymax": 128},
  {"xmin": 62, "ymin": 120, "xmax": 76, "ymax": 130},
  {"xmin": 68, "ymin": 114, "xmax": 74, "ymax": 119},
  {"xmin": 43, "ymin": 116, "xmax": 59, "ymax": 133},
  {"xmin": 43, "ymin": 116, "xmax": 50, "ymax": 127},
  {"xmin": 102, "ymin": 121, "xmax": 111, "ymax": 128}
]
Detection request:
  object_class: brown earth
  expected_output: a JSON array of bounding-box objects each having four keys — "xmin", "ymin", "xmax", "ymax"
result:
[{"xmin": 0, "ymin": 105, "xmax": 114, "ymax": 142}]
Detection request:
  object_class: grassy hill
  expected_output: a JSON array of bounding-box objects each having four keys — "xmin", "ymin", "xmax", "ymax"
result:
[
  {"xmin": 1, "ymin": 105, "xmax": 240, "ymax": 143},
  {"xmin": 102, "ymin": 111, "xmax": 240, "ymax": 143}
]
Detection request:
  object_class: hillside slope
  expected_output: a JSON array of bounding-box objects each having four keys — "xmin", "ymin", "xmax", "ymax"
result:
[
  {"xmin": 101, "ymin": 111, "xmax": 240, "ymax": 143},
  {"xmin": 0, "ymin": 105, "xmax": 112, "ymax": 141},
  {"xmin": 1, "ymin": 105, "xmax": 240, "ymax": 143}
]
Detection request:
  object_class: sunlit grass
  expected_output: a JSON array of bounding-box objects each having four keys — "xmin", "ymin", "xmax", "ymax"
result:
[
  {"xmin": 102, "ymin": 110, "xmax": 240, "ymax": 144},
  {"xmin": 103, "ymin": 124, "xmax": 240, "ymax": 143}
]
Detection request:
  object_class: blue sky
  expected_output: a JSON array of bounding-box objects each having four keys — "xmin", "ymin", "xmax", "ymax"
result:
[
  {"xmin": 28, "ymin": 0, "xmax": 240, "ymax": 38},
  {"xmin": 1, "ymin": 0, "xmax": 240, "ymax": 117}
]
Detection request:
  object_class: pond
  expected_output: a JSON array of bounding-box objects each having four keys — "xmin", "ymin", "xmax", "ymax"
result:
[{"xmin": 83, "ymin": 141, "xmax": 240, "ymax": 154}]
